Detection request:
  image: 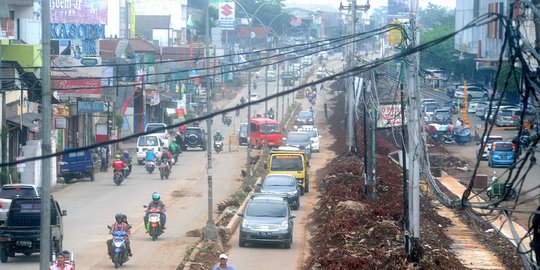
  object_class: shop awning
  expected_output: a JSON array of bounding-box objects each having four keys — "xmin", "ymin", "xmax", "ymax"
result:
[{"xmin": 6, "ymin": 112, "xmax": 41, "ymax": 131}]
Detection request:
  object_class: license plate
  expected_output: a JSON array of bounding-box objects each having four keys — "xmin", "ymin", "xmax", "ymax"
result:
[
  {"xmin": 260, "ymin": 226, "xmax": 269, "ymax": 231},
  {"xmin": 16, "ymin": 241, "xmax": 32, "ymax": 247}
]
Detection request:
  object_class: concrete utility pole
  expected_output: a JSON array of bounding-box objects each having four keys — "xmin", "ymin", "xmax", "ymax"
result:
[
  {"xmin": 40, "ymin": 0, "xmax": 53, "ymax": 268},
  {"xmin": 407, "ymin": 0, "xmax": 421, "ymax": 262},
  {"xmin": 204, "ymin": 0, "xmax": 218, "ymax": 241},
  {"xmin": 0, "ymin": 30, "xmax": 5, "ymax": 178},
  {"xmin": 347, "ymin": 0, "xmax": 357, "ymax": 153},
  {"xmin": 534, "ymin": 0, "xmax": 540, "ymax": 53}
]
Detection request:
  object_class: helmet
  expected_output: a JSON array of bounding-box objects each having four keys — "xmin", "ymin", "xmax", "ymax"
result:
[
  {"xmin": 115, "ymin": 154, "xmax": 122, "ymax": 159},
  {"xmin": 152, "ymin": 192, "xmax": 160, "ymax": 201},
  {"xmin": 217, "ymin": 130, "xmax": 221, "ymax": 134},
  {"xmin": 115, "ymin": 213, "xmax": 124, "ymax": 223}
]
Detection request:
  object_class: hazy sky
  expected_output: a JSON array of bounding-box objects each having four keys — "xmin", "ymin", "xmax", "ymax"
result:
[{"xmin": 283, "ymin": 0, "xmax": 456, "ymax": 10}]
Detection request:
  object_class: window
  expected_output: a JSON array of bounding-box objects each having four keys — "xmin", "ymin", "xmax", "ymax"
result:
[
  {"xmin": 0, "ymin": 188, "xmax": 38, "ymax": 199},
  {"xmin": 246, "ymin": 202, "xmax": 286, "ymax": 217},
  {"xmin": 260, "ymin": 124, "xmax": 280, "ymax": 134},
  {"xmin": 67, "ymin": 151, "xmax": 86, "ymax": 158},
  {"xmin": 271, "ymin": 156, "xmax": 303, "ymax": 171},
  {"xmin": 264, "ymin": 176, "xmax": 295, "ymax": 186}
]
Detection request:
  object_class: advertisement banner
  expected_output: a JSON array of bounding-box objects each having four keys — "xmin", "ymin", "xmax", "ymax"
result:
[
  {"xmin": 0, "ymin": 19, "xmax": 15, "ymax": 39},
  {"xmin": 53, "ymin": 78, "xmax": 102, "ymax": 99},
  {"xmin": 376, "ymin": 103, "xmax": 403, "ymax": 128},
  {"xmin": 50, "ymin": 0, "xmax": 108, "ymax": 25},
  {"xmin": 78, "ymin": 101, "xmax": 105, "ymax": 113},
  {"xmin": 218, "ymin": 2, "xmax": 235, "ymax": 30}
]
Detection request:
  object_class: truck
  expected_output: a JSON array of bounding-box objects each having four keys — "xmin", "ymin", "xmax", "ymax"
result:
[
  {"xmin": 266, "ymin": 149, "xmax": 310, "ymax": 195},
  {"xmin": 0, "ymin": 196, "xmax": 67, "ymax": 263},
  {"xmin": 0, "ymin": 184, "xmax": 41, "ymax": 225}
]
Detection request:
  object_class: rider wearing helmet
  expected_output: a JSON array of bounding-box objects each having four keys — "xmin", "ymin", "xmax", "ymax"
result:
[
  {"xmin": 112, "ymin": 154, "xmax": 127, "ymax": 178},
  {"xmin": 144, "ymin": 192, "xmax": 166, "ymax": 232},
  {"xmin": 213, "ymin": 130, "xmax": 224, "ymax": 141},
  {"xmin": 107, "ymin": 213, "xmax": 132, "ymax": 258}
]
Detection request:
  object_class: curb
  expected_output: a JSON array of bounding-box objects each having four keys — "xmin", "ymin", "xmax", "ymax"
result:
[{"xmin": 224, "ymin": 177, "xmax": 263, "ymax": 236}]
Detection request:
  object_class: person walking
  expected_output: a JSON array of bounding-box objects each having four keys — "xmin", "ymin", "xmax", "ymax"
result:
[{"xmin": 100, "ymin": 146, "xmax": 108, "ymax": 172}]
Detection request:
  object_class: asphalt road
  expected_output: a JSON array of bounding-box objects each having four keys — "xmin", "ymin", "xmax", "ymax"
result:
[
  {"xmin": 225, "ymin": 56, "xmax": 342, "ymax": 270},
  {"xmin": 3, "ymin": 67, "xmax": 288, "ymax": 269}
]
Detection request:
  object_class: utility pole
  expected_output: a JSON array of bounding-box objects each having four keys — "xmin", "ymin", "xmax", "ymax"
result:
[
  {"xmin": 204, "ymin": 0, "xmax": 218, "ymax": 241},
  {"xmin": 264, "ymin": 34, "xmax": 269, "ymax": 115},
  {"xmin": 244, "ymin": 21, "xmax": 253, "ymax": 186},
  {"xmin": 369, "ymin": 71, "xmax": 377, "ymax": 200},
  {"xmin": 534, "ymin": 0, "xmax": 540, "ymax": 53},
  {"xmin": 407, "ymin": 0, "xmax": 421, "ymax": 262},
  {"xmin": 40, "ymin": 0, "xmax": 53, "ymax": 268},
  {"xmin": 0, "ymin": 30, "xmax": 5, "ymax": 178},
  {"xmin": 275, "ymin": 61, "xmax": 280, "ymax": 122},
  {"xmin": 348, "ymin": 0, "xmax": 357, "ymax": 153}
]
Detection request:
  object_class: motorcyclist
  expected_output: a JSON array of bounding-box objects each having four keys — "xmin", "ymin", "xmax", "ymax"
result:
[
  {"xmin": 214, "ymin": 131, "xmax": 224, "ymax": 142},
  {"xmin": 169, "ymin": 141, "xmax": 180, "ymax": 163},
  {"xmin": 144, "ymin": 192, "xmax": 167, "ymax": 232},
  {"xmin": 121, "ymin": 150, "xmax": 132, "ymax": 174},
  {"xmin": 240, "ymin": 96, "xmax": 246, "ymax": 104},
  {"xmin": 107, "ymin": 213, "xmax": 132, "ymax": 258},
  {"xmin": 112, "ymin": 154, "xmax": 127, "ymax": 178},
  {"xmin": 146, "ymin": 148, "xmax": 156, "ymax": 162},
  {"xmin": 235, "ymin": 103, "xmax": 240, "ymax": 117},
  {"xmin": 159, "ymin": 148, "xmax": 172, "ymax": 173}
]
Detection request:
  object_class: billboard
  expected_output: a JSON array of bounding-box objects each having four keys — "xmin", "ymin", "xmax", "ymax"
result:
[
  {"xmin": 53, "ymin": 78, "xmax": 102, "ymax": 99},
  {"xmin": 219, "ymin": 2, "xmax": 235, "ymax": 30},
  {"xmin": 376, "ymin": 103, "xmax": 403, "ymax": 128},
  {"xmin": 388, "ymin": 0, "xmax": 409, "ymax": 22},
  {"xmin": 50, "ymin": 0, "xmax": 108, "ymax": 25}
]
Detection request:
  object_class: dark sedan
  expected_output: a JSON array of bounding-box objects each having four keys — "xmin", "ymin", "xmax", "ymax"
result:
[
  {"xmin": 260, "ymin": 174, "xmax": 300, "ymax": 210},
  {"xmin": 295, "ymin": 111, "xmax": 314, "ymax": 126}
]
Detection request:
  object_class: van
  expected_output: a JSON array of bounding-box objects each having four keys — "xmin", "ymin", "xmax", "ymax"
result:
[
  {"xmin": 249, "ymin": 117, "xmax": 283, "ymax": 148},
  {"xmin": 59, "ymin": 149, "xmax": 95, "ymax": 183},
  {"xmin": 267, "ymin": 150, "xmax": 309, "ymax": 195},
  {"xmin": 136, "ymin": 135, "xmax": 164, "ymax": 165}
]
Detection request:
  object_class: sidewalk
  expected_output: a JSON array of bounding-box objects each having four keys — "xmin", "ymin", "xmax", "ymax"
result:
[{"xmin": 438, "ymin": 175, "xmax": 531, "ymax": 251}]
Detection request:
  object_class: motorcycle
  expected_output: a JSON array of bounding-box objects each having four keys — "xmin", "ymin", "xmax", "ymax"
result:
[
  {"xmin": 144, "ymin": 206, "xmax": 164, "ymax": 241},
  {"xmin": 222, "ymin": 116, "xmax": 232, "ymax": 126},
  {"xmin": 158, "ymin": 160, "xmax": 170, "ymax": 180},
  {"xmin": 266, "ymin": 110, "xmax": 275, "ymax": 119},
  {"xmin": 214, "ymin": 140, "xmax": 223, "ymax": 154},
  {"xmin": 107, "ymin": 226, "xmax": 129, "ymax": 269},
  {"xmin": 487, "ymin": 172, "xmax": 517, "ymax": 200},
  {"xmin": 113, "ymin": 169, "xmax": 125, "ymax": 186},
  {"xmin": 145, "ymin": 160, "xmax": 155, "ymax": 174}
]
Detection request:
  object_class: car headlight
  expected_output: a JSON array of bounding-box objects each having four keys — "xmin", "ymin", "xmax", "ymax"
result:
[
  {"xmin": 279, "ymin": 221, "xmax": 289, "ymax": 230},
  {"xmin": 288, "ymin": 190, "xmax": 298, "ymax": 196},
  {"xmin": 242, "ymin": 219, "xmax": 250, "ymax": 229}
]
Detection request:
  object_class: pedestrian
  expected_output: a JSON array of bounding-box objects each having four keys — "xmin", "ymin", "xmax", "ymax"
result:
[
  {"xmin": 50, "ymin": 253, "xmax": 74, "ymax": 270},
  {"xmin": 213, "ymin": 253, "xmax": 235, "ymax": 270},
  {"xmin": 100, "ymin": 146, "xmax": 108, "ymax": 172}
]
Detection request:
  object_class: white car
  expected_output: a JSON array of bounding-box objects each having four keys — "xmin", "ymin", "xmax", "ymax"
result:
[
  {"xmin": 455, "ymin": 86, "xmax": 488, "ymax": 100},
  {"xmin": 421, "ymin": 99, "xmax": 437, "ymax": 110},
  {"xmin": 298, "ymin": 125, "xmax": 321, "ymax": 152},
  {"xmin": 479, "ymin": 135, "xmax": 505, "ymax": 159},
  {"xmin": 0, "ymin": 184, "xmax": 41, "ymax": 225},
  {"xmin": 468, "ymin": 101, "xmax": 479, "ymax": 113},
  {"xmin": 136, "ymin": 134, "xmax": 165, "ymax": 164},
  {"xmin": 249, "ymin": 93, "xmax": 260, "ymax": 102}
]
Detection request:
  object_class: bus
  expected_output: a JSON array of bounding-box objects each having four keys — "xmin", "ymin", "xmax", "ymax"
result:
[{"xmin": 249, "ymin": 117, "xmax": 283, "ymax": 148}]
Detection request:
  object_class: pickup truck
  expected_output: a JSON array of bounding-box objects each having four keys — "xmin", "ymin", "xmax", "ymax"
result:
[
  {"xmin": 0, "ymin": 196, "xmax": 66, "ymax": 263},
  {"xmin": 0, "ymin": 184, "xmax": 41, "ymax": 225}
]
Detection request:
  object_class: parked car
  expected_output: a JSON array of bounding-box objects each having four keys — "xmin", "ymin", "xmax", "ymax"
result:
[
  {"xmin": 259, "ymin": 174, "xmax": 300, "ymax": 210},
  {"xmin": 316, "ymin": 67, "xmax": 325, "ymax": 79},
  {"xmin": 0, "ymin": 184, "xmax": 41, "ymax": 225},
  {"xmin": 454, "ymin": 86, "xmax": 488, "ymax": 100},
  {"xmin": 238, "ymin": 194, "xmax": 295, "ymax": 248},
  {"xmin": 295, "ymin": 111, "xmax": 314, "ymax": 126},
  {"xmin": 238, "ymin": 123, "xmax": 248, "ymax": 145},
  {"xmin": 297, "ymin": 125, "xmax": 321, "ymax": 152},
  {"xmin": 281, "ymin": 72, "xmax": 294, "ymax": 86},
  {"xmin": 265, "ymin": 71, "xmax": 276, "ymax": 82},
  {"xmin": 249, "ymin": 93, "xmax": 260, "ymax": 102},
  {"xmin": 432, "ymin": 109, "xmax": 452, "ymax": 124},
  {"xmin": 484, "ymin": 105, "xmax": 520, "ymax": 123},
  {"xmin": 488, "ymin": 142, "xmax": 516, "ymax": 167},
  {"xmin": 59, "ymin": 149, "xmax": 95, "ymax": 183},
  {"xmin": 0, "ymin": 196, "xmax": 66, "ymax": 262},
  {"xmin": 446, "ymin": 83, "xmax": 460, "ymax": 98},
  {"xmin": 475, "ymin": 101, "xmax": 490, "ymax": 118},
  {"xmin": 479, "ymin": 135, "xmax": 505, "ymax": 159},
  {"xmin": 494, "ymin": 107, "xmax": 521, "ymax": 127},
  {"xmin": 422, "ymin": 104, "xmax": 439, "ymax": 123}
]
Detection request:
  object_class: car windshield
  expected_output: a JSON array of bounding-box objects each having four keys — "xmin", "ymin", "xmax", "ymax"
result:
[
  {"xmin": 264, "ymin": 176, "xmax": 296, "ymax": 186},
  {"xmin": 240, "ymin": 125, "xmax": 248, "ymax": 133},
  {"xmin": 0, "ymin": 187, "xmax": 40, "ymax": 199},
  {"xmin": 486, "ymin": 137, "xmax": 504, "ymax": 144},
  {"xmin": 246, "ymin": 202, "xmax": 287, "ymax": 217},
  {"xmin": 185, "ymin": 128, "xmax": 201, "ymax": 134},
  {"xmin": 146, "ymin": 124, "xmax": 165, "ymax": 133},
  {"xmin": 66, "ymin": 151, "xmax": 86, "ymax": 158},
  {"xmin": 494, "ymin": 143, "xmax": 513, "ymax": 151},
  {"xmin": 138, "ymin": 136, "xmax": 158, "ymax": 146},
  {"xmin": 425, "ymin": 106, "xmax": 438, "ymax": 113},
  {"xmin": 271, "ymin": 155, "xmax": 304, "ymax": 171},
  {"xmin": 299, "ymin": 129, "xmax": 317, "ymax": 137},
  {"xmin": 499, "ymin": 111, "xmax": 513, "ymax": 116},
  {"xmin": 435, "ymin": 111, "xmax": 450, "ymax": 117},
  {"xmin": 298, "ymin": 112, "xmax": 313, "ymax": 118},
  {"xmin": 260, "ymin": 124, "xmax": 281, "ymax": 134},
  {"xmin": 288, "ymin": 133, "xmax": 310, "ymax": 143}
]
